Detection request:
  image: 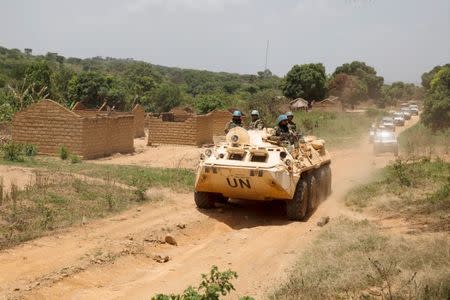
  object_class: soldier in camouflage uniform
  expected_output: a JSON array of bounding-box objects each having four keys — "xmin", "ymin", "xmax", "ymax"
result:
[
  {"xmin": 268, "ymin": 114, "xmax": 297, "ymax": 145},
  {"xmin": 224, "ymin": 110, "xmax": 243, "ymax": 134},
  {"xmin": 286, "ymin": 111, "xmax": 297, "ymax": 132},
  {"xmin": 248, "ymin": 110, "xmax": 265, "ymax": 130}
]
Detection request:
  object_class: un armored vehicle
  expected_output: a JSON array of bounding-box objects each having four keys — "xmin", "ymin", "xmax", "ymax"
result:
[{"xmin": 194, "ymin": 127, "xmax": 332, "ymax": 220}]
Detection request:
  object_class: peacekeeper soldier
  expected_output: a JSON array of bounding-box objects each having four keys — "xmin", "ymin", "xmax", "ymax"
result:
[
  {"xmin": 224, "ymin": 110, "xmax": 243, "ymax": 134},
  {"xmin": 248, "ymin": 110, "xmax": 265, "ymax": 130},
  {"xmin": 267, "ymin": 114, "xmax": 297, "ymax": 145},
  {"xmin": 286, "ymin": 111, "xmax": 297, "ymax": 132}
]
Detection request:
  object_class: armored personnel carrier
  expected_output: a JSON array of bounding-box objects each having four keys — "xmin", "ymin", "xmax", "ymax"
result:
[{"xmin": 194, "ymin": 127, "xmax": 332, "ymax": 220}]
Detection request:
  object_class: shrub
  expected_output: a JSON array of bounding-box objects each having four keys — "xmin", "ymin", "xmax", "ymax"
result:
[
  {"xmin": 152, "ymin": 265, "xmax": 253, "ymax": 300},
  {"xmin": 24, "ymin": 144, "xmax": 38, "ymax": 157},
  {"xmin": 2, "ymin": 142, "xmax": 24, "ymax": 162},
  {"xmin": 70, "ymin": 154, "xmax": 81, "ymax": 164},
  {"xmin": 59, "ymin": 146, "xmax": 69, "ymax": 160}
]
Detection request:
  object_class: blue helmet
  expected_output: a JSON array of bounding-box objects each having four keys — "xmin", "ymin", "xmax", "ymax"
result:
[
  {"xmin": 277, "ymin": 114, "xmax": 288, "ymax": 124},
  {"xmin": 251, "ymin": 110, "xmax": 259, "ymax": 116},
  {"xmin": 286, "ymin": 111, "xmax": 294, "ymax": 117},
  {"xmin": 232, "ymin": 110, "xmax": 242, "ymax": 117}
]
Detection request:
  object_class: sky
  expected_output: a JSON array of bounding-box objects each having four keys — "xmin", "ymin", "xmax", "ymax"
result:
[{"xmin": 0, "ymin": 0, "xmax": 449, "ymax": 83}]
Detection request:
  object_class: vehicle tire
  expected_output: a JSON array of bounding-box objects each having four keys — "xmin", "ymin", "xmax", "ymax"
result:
[
  {"xmin": 194, "ymin": 191, "xmax": 215, "ymax": 209},
  {"xmin": 287, "ymin": 178, "xmax": 308, "ymax": 221},
  {"xmin": 216, "ymin": 194, "xmax": 229, "ymax": 204},
  {"xmin": 315, "ymin": 168, "xmax": 326, "ymax": 203},
  {"xmin": 307, "ymin": 173, "xmax": 319, "ymax": 213},
  {"xmin": 324, "ymin": 164, "xmax": 332, "ymax": 197}
]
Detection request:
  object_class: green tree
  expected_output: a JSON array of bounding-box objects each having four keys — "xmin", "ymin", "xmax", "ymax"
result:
[
  {"xmin": 68, "ymin": 72, "xmax": 126, "ymax": 109},
  {"xmin": 328, "ymin": 73, "xmax": 367, "ymax": 109},
  {"xmin": 246, "ymin": 89, "xmax": 285, "ymax": 121},
  {"xmin": 421, "ymin": 64, "xmax": 450, "ymax": 90},
  {"xmin": 333, "ymin": 61, "xmax": 383, "ymax": 99},
  {"xmin": 150, "ymin": 83, "xmax": 183, "ymax": 113},
  {"xmin": 51, "ymin": 66, "xmax": 75, "ymax": 106},
  {"xmin": 194, "ymin": 94, "xmax": 226, "ymax": 114},
  {"xmin": 421, "ymin": 66, "xmax": 450, "ymax": 131},
  {"xmin": 25, "ymin": 60, "xmax": 52, "ymax": 95},
  {"xmin": 282, "ymin": 63, "xmax": 327, "ymax": 102}
]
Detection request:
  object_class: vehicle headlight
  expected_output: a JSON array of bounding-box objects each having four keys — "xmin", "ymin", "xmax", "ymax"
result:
[
  {"xmin": 280, "ymin": 151, "xmax": 287, "ymax": 159},
  {"xmin": 205, "ymin": 149, "xmax": 213, "ymax": 157},
  {"xmin": 231, "ymin": 135, "xmax": 239, "ymax": 143}
]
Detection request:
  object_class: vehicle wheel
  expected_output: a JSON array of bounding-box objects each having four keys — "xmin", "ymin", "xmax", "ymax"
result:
[
  {"xmin": 216, "ymin": 194, "xmax": 229, "ymax": 204},
  {"xmin": 194, "ymin": 191, "xmax": 215, "ymax": 209},
  {"xmin": 324, "ymin": 164, "xmax": 332, "ymax": 197},
  {"xmin": 307, "ymin": 173, "xmax": 319, "ymax": 213},
  {"xmin": 287, "ymin": 178, "xmax": 308, "ymax": 221},
  {"xmin": 315, "ymin": 168, "xmax": 326, "ymax": 202}
]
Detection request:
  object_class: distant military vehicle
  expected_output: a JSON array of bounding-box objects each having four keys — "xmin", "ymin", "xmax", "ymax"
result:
[
  {"xmin": 373, "ymin": 130, "xmax": 399, "ymax": 156},
  {"xmin": 194, "ymin": 127, "xmax": 332, "ymax": 220},
  {"xmin": 393, "ymin": 112, "xmax": 405, "ymax": 126}
]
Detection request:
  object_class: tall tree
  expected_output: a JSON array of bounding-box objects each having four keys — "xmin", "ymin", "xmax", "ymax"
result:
[
  {"xmin": 282, "ymin": 63, "xmax": 327, "ymax": 102},
  {"xmin": 25, "ymin": 60, "xmax": 52, "ymax": 95},
  {"xmin": 421, "ymin": 66, "xmax": 450, "ymax": 131},
  {"xmin": 333, "ymin": 61, "xmax": 383, "ymax": 99}
]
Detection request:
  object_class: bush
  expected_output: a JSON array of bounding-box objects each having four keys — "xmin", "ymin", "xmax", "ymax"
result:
[
  {"xmin": 152, "ymin": 265, "xmax": 253, "ymax": 300},
  {"xmin": 59, "ymin": 146, "xmax": 69, "ymax": 160},
  {"xmin": 70, "ymin": 154, "xmax": 81, "ymax": 164},
  {"xmin": 24, "ymin": 144, "xmax": 38, "ymax": 157},
  {"xmin": 2, "ymin": 142, "xmax": 24, "ymax": 162}
]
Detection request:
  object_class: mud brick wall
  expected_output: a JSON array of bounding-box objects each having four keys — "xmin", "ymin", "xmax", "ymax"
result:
[
  {"xmin": 208, "ymin": 110, "xmax": 232, "ymax": 136},
  {"xmin": 12, "ymin": 100, "xmax": 135, "ymax": 159},
  {"xmin": 147, "ymin": 114, "xmax": 213, "ymax": 146},
  {"xmin": 132, "ymin": 104, "xmax": 145, "ymax": 138},
  {"xmin": 12, "ymin": 100, "xmax": 84, "ymax": 156}
]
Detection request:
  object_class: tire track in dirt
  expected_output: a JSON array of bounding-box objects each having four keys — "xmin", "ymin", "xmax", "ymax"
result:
[{"xmin": 0, "ymin": 117, "xmax": 419, "ymax": 300}]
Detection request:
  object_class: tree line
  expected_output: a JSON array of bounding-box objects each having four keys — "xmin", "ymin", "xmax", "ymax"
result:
[{"xmin": 1, "ymin": 45, "xmax": 445, "ymax": 131}]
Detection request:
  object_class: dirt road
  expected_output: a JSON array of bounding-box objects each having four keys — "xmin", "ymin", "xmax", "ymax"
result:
[{"xmin": 0, "ymin": 117, "xmax": 418, "ymax": 300}]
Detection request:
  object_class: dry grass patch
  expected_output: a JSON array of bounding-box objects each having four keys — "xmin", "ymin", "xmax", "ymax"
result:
[
  {"xmin": 346, "ymin": 159, "xmax": 450, "ymax": 232},
  {"xmin": 271, "ymin": 218, "xmax": 450, "ymax": 300},
  {"xmin": 0, "ymin": 171, "xmax": 162, "ymax": 250}
]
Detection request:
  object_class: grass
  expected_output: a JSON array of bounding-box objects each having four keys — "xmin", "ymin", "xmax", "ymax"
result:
[
  {"xmin": 293, "ymin": 111, "xmax": 374, "ymax": 148},
  {"xmin": 0, "ymin": 171, "xmax": 164, "ymax": 250},
  {"xmin": 0, "ymin": 156, "xmax": 195, "ymax": 192},
  {"xmin": 345, "ymin": 159, "xmax": 450, "ymax": 232},
  {"xmin": 271, "ymin": 218, "xmax": 450, "ymax": 299},
  {"xmin": 398, "ymin": 123, "xmax": 450, "ymax": 157}
]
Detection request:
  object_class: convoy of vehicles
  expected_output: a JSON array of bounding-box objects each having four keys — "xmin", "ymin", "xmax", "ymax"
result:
[{"xmin": 370, "ymin": 102, "xmax": 419, "ymax": 155}]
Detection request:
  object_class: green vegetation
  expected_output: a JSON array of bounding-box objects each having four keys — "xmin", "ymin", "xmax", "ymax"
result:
[
  {"xmin": 0, "ymin": 45, "xmax": 282, "ymax": 120},
  {"xmin": 24, "ymin": 143, "xmax": 38, "ymax": 157},
  {"xmin": 272, "ymin": 218, "xmax": 450, "ymax": 299},
  {"xmin": 294, "ymin": 111, "xmax": 373, "ymax": 148},
  {"xmin": 346, "ymin": 159, "xmax": 449, "ymax": 232},
  {"xmin": 152, "ymin": 265, "xmax": 253, "ymax": 300},
  {"xmin": 0, "ymin": 172, "xmax": 156, "ymax": 250},
  {"xmin": 421, "ymin": 64, "xmax": 450, "ymax": 131},
  {"xmin": 0, "ymin": 156, "xmax": 195, "ymax": 191},
  {"xmin": 282, "ymin": 63, "xmax": 327, "ymax": 102},
  {"xmin": 398, "ymin": 123, "xmax": 450, "ymax": 157},
  {"xmin": 59, "ymin": 145, "xmax": 69, "ymax": 160},
  {"xmin": 2, "ymin": 142, "xmax": 24, "ymax": 161}
]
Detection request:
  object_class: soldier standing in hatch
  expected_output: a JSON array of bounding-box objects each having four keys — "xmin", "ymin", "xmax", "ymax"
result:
[
  {"xmin": 248, "ymin": 110, "xmax": 265, "ymax": 130},
  {"xmin": 268, "ymin": 114, "xmax": 296, "ymax": 145},
  {"xmin": 224, "ymin": 110, "xmax": 243, "ymax": 134},
  {"xmin": 285, "ymin": 111, "xmax": 297, "ymax": 132}
]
